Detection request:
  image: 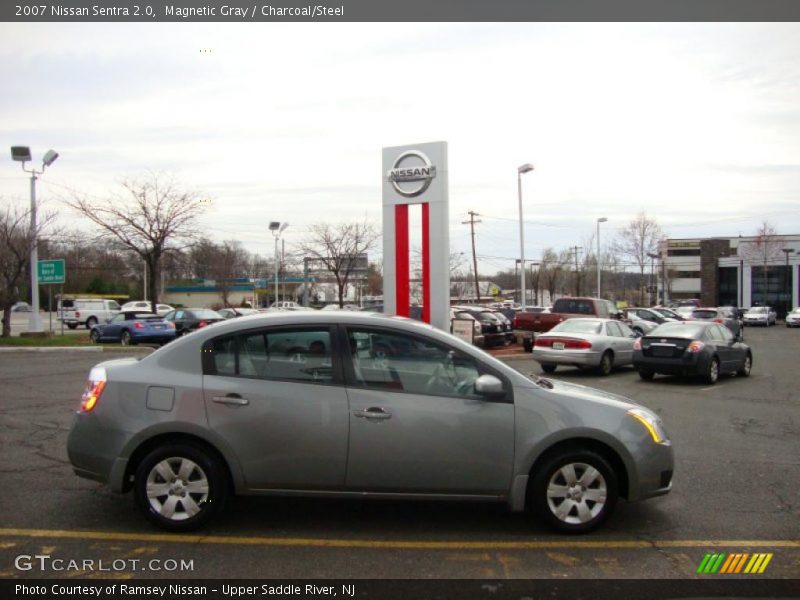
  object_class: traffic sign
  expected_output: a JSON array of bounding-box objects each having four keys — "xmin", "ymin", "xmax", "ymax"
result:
[{"xmin": 37, "ymin": 259, "xmax": 65, "ymax": 284}]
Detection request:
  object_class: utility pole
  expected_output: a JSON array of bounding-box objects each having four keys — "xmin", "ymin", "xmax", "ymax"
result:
[
  {"xmin": 462, "ymin": 211, "xmax": 481, "ymax": 302},
  {"xmin": 572, "ymin": 246, "xmax": 582, "ymax": 296}
]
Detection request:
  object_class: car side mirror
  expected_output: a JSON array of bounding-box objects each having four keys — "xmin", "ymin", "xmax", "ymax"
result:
[{"xmin": 474, "ymin": 374, "xmax": 504, "ymax": 397}]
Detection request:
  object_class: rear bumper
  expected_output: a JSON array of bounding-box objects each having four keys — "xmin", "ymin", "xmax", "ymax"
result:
[
  {"xmin": 532, "ymin": 348, "xmax": 600, "ymax": 367},
  {"xmin": 633, "ymin": 351, "xmax": 708, "ymax": 376}
]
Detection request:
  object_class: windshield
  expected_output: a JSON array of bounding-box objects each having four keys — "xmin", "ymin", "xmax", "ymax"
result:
[
  {"xmin": 550, "ymin": 320, "xmax": 602, "ymax": 334},
  {"xmin": 749, "ymin": 307, "xmax": 768, "ymax": 313}
]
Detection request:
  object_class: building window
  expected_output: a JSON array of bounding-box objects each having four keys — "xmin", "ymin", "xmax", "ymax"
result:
[
  {"xmin": 718, "ymin": 267, "xmax": 738, "ymax": 307},
  {"xmin": 667, "ymin": 249, "xmax": 701, "ymax": 257}
]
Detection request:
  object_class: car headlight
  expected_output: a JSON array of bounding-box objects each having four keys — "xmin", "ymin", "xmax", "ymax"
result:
[{"xmin": 627, "ymin": 408, "xmax": 669, "ymax": 444}]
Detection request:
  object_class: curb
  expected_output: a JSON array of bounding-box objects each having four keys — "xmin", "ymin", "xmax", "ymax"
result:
[
  {"xmin": 0, "ymin": 346, "xmax": 154, "ymax": 353},
  {"xmin": 494, "ymin": 353, "xmax": 533, "ymax": 360}
]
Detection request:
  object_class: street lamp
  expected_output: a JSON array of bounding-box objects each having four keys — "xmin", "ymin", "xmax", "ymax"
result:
[
  {"xmin": 10, "ymin": 146, "xmax": 59, "ymax": 333},
  {"xmin": 596, "ymin": 217, "xmax": 608, "ymax": 298},
  {"xmin": 269, "ymin": 221, "xmax": 289, "ymax": 305},
  {"xmin": 782, "ymin": 248, "xmax": 795, "ymax": 316},
  {"xmin": 517, "ymin": 163, "xmax": 534, "ymax": 309}
]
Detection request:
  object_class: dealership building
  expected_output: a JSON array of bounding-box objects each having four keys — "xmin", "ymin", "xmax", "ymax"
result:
[{"xmin": 657, "ymin": 234, "xmax": 800, "ymax": 316}]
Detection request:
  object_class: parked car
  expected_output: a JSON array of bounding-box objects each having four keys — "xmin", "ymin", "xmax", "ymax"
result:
[
  {"xmin": 270, "ymin": 301, "xmax": 300, "ymax": 310},
  {"xmin": 674, "ymin": 306, "xmax": 696, "ymax": 319},
  {"xmin": 162, "ymin": 308, "xmax": 224, "ymax": 336},
  {"xmin": 742, "ymin": 306, "xmax": 777, "ymax": 327},
  {"xmin": 120, "ymin": 301, "xmax": 174, "ymax": 316},
  {"xmin": 514, "ymin": 297, "xmax": 622, "ymax": 337},
  {"xmin": 688, "ymin": 307, "xmax": 743, "ymax": 339},
  {"xmin": 67, "ymin": 311, "xmax": 673, "ymax": 533},
  {"xmin": 217, "ymin": 307, "xmax": 259, "ymax": 319},
  {"xmin": 786, "ymin": 307, "xmax": 800, "ymax": 328},
  {"xmin": 633, "ymin": 321, "xmax": 752, "ymax": 384},
  {"xmin": 621, "ymin": 309, "xmax": 663, "ymax": 336},
  {"xmin": 11, "ymin": 301, "xmax": 31, "ymax": 312},
  {"xmin": 90, "ymin": 311, "xmax": 176, "ymax": 346},
  {"xmin": 58, "ymin": 298, "xmax": 121, "ymax": 330},
  {"xmin": 533, "ymin": 318, "xmax": 638, "ymax": 376},
  {"xmin": 651, "ymin": 307, "xmax": 686, "ymax": 321},
  {"xmin": 454, "ymin": 306, "xmax": 511, "ymax": 346}
]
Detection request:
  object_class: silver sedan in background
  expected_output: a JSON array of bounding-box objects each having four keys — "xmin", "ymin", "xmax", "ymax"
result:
[
  {"xmin": 532, "ymin": 318, "xmax": 638, "ymax": 376},
  {"xmin": 67, "ymin": 312, "xmax": 672, "ymax": 534}
]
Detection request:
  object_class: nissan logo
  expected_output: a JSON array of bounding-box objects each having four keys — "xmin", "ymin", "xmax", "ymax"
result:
[{"xmin": 387, "ymin": 150, "xmax": 436, "ymax": 198}]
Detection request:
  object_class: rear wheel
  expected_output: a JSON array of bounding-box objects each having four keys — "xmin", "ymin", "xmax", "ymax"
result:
[
  {"xmin": 598, "ymin": 352, "xmax": 613, "ymax": 376},
  {"xmin": 638, "ymin": 369, "xmax": 655, "ymax": 380},
  {"xmin": 737, "ymin": 353, "xmax": 752, "ymax": 377},
  {"xmin": 704, "ymin": 357, "xmax": 720, "ymax": 384},
  {"xmin": 541, "ymin": 364, "xmax": 557, "ymax": 374},
  {"xmin": 134, "ymin": 443, "xmax": 227, "ymax": 531},
  {"xmin": 89, "ymin": 329, "xmax": 101, "ymax": 344},
  {"xmin": 531, "ymin": 449, "xmax": 618, "ymax": 534},
  {"xmin": 85, "ymin": 317, "xmax": 97, "ymax": 329},
  {"xmin": 120, "ymin": 330, "xmax": 134, "ymax": 346}
]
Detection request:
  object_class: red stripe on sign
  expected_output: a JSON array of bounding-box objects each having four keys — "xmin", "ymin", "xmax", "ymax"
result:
[
  {"xmin": 395, "ymin": 204, "xmax": 410, "ymax": 317},
  {"xmin": 422, "ymin": 203, "xmax": 430, "ymax": 323}
]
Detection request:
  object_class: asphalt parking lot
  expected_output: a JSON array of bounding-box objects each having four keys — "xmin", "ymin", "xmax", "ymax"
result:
[{"xmin": 0, "ymin": 326, "xmax": 797, "ymax": 580}]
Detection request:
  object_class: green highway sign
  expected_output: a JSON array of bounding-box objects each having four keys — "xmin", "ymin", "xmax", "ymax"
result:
[{"xmin": 37, "ymin": 259, "xmax": 65, "ymax": 284}]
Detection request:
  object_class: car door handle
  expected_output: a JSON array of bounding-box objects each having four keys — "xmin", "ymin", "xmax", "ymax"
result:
[
  {"xmin": 353, "ymin": 407, "xmax": 392, "ymax": 421},
  {"xmin": 212, "ymin": 394, "xmax": 249, "ymax": 406}
]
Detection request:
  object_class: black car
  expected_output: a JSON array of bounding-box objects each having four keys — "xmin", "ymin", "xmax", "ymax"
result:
[
  {"xmin": 453, "ymin": 306, "xmax": 509, "ymax": 347},
  {"xmin": 633, "ymin": 321, "xmax": 752, "ymax": 384},
  {"xmin": 162, "ymin": 308, "xmax": 224, "ymax": 336}
]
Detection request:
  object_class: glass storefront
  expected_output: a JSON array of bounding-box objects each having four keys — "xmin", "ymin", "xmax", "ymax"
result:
[
  {"xmin": 718, "ymin": 267, "xmax": 738, "ymax": 307},
  {"xmin": 751, "ymin": 265, "xmax": 791, "ymax": 317}
]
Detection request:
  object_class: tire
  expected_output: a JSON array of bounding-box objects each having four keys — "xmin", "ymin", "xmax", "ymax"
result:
[
  {"xmin": 704, "ymin": 357, "xmax": 720, "ymax": 385},
  {"xmin": 134, "ymin": 443, "xmax": 227, "ymax": 531},
  {"xmin": 85, "ymin": 317, "xmax": 97, "ymax": 329},
  {"xmin": 597, "ymin": 352, "xmax": 613, "ymax": 376},
  {"xmin": 638, "ymin": 369, "xmax": 655, "ymax": 381},
  {"xmin": 541, "ymin": 363, "xmax": 557, "ymax": 374},
  {"xmin": 737, "ymin": 352, "xmax": 752, "ymax": 377},
  {"xmin": 120, "ymin": 330, "xmax": 135, "ymax": 346},
  {"xmin": 89, "ymin": 329, "xmax": 101, "ymax": 344},
  {"xmin": 531, "ymin": 449, "xmax": 618, "ymax": 534},
  {"xmin": 67, "ymin": 323, "xmax": 78, "ymax": 330}
]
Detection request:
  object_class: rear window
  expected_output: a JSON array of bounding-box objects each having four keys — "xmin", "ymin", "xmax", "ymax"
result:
[
  {"xmin": 192, "ymin": 309, "xmax": 222, "ymax": 319},
  {"xmin": 649, "ymin": 322, "xmax": 707, "ymax": 338},
  {"xmin": 692, "ymin": 310, "xmax": 717, "ymax": 319},
  {"xmin": 552, "ymin": 299, "xmax": 595, "ymax": 315}
]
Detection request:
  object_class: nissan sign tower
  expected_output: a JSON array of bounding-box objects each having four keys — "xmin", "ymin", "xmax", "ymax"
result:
[{"xmin": 382, "ymin": 141, "xmax": 450, "ymax": 330}]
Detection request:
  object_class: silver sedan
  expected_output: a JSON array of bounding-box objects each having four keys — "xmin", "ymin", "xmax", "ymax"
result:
[
  {"xmin": 67, "ymin": 311, "xmax": 672, "ymax": 534},
  {"xmin": 533, "ymin": 318, "xmax": 638, "ymax": 376}
]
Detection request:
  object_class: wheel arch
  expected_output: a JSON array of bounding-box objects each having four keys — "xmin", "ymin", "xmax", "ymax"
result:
[{"xmin": 522, "ymin": 436, "xmax": 631, "ymax": 509}]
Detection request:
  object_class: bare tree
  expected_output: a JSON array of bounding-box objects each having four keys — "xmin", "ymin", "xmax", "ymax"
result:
[
  {"xmin": 0, "ymin": 203, "xmax": 56, "ymax": 336},
  {"xmin": 741, "ymin": 221, "xmax": 784, "ymax": 306},
  {"xmin": 612, "ymin": 212, "xmax": 665, "ymax": 305},
  {"xmin": 65, "ymin": 173, "xmax": 204, "ymax": 312},
  {"xmin": 298, "ymin": 220, "xmax": 379, "ymax": 308},
  {"xmin": 540, "ymin": 248, "xmax": 562, "ymax": 304},
  {"xmin": 188, "ymin": 239, "xmax": 250, "ymax": 307}
]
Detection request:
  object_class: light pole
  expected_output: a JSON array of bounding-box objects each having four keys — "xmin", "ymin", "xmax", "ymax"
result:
[
  {"xmin": 596, "ymin": 217, "xmax": 607, "ymax": 298},
  {"xmin": 10, "ymin": 146, "xmax": 59, "ymax": 333},
  {"xmin": 517, "ymin": 163, "xmax": 534, "ymax": 309},
  {"xmin": 782, "ymin": 248, "xmax": 795, "ymax": 317},
  {"xmin": 269, "ymin": 221, "xmax": 288, "ymax": 305},
  {"xmin": 647, "ymin": 252, "xmax": 659, "ymax": 306}
]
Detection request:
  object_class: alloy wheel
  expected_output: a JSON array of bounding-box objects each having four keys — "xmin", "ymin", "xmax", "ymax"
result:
[{"xmin": 145, "ymin": 457, "xmax": 210, "ymax": 522}]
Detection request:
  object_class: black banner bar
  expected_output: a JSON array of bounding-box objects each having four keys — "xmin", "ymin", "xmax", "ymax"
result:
[{"xmin": 4, "ymin": 0, "xmax": 800, "ymax": 22}]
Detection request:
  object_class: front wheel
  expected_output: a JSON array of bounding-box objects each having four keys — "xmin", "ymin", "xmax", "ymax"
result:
[
  {"xmin": 134, "ymin": 443, "xmax": 227, "ymax": 531},
  {"xmin": 597, "ymin": 352, "xmax": 613, "ymax": 376},
  {"xmin": 89, "ymin": 329, "xmax": 101, "ymax": 344},
  {"xmin": 638, "ymin": 369, "xmax": 655, "ymax": 380},
  {"xmin": 737, "ymin": 353, "xmax": 752, "ymax": 377},
  {"xmin": 531, "ymin": 449, "xmax": 618, "ymax": 534},
  {"xmin": 120, "ymin": 330, "xmax": 134, "ymax": 346}
]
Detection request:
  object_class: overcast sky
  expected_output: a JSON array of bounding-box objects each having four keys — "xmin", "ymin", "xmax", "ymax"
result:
[{"xmin": 1, "ymin": 23, "xmax": 799, "ymax": 274}]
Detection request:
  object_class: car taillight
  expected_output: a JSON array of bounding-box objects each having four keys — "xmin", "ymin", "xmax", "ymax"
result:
[
  {"xmin": 713, "ymin": 319, "xmax": 724, "ymax": 324},
  {"xmin": 75, "ymin": 311, "xmax": 81, "ymax": 318},
  {"xmin": 687, "ymin": 341, "xmax": 705, "ymax": 353},
  {"xmin": 80, "ymin": 367, "xmax": 107, "ymax": 412},
  {"xmin": 535, "ymin": 337, "xmax": 591, "ymax": 349},
  {"xmin": 198, "ymin": 320, "xmax": 208, "ymax": 328},
  {"xmin": 167, "ymin": 322, "xmax": 175, "ymax": 329},
  {"xmin": 134, "ymin": 321, "xmax": 145, "ymax": 329},
  {"xmin": 633, "ymin": 338, "xmax": 642, "ymax": 351},
  {"xmin": 534, "ymin": 338, "xmax": 551, "ymax": 347}
]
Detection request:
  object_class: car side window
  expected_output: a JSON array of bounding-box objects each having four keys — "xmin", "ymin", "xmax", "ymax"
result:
[
  {"xmin": 209, "ymin": 329, "xmax": 334, "ymax": 383},
  {"xmin": 175, "ymin": 311, "xmax": 185, "ymax": 320},
  {"xmin": 706, "ymin": 327, "xmax": 723, "ymax": 343},
  {"xmin": 606, "ymin": 321, "xmax": 623, "ymax": 337},
  {"xmin": 111, "ymin": 314, "xmax": 125, "ymax": 323},
  {"xmin": 716, "ymin": 325, "xmax": 734, "ymax": 343},
  {"xmin": 346, "ymin": 328, "xmax": 482, "ymax": 399}
]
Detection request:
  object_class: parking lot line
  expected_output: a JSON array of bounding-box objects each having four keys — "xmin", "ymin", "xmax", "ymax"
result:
[{"xmin": 0, "ymin": 528, "xmax": 797, "ymax": 550}]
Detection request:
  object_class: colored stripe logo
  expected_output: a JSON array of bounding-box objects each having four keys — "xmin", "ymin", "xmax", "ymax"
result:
[{"xmin": 697, "ymin": 552, "xmax": 773, "ymax": 574}]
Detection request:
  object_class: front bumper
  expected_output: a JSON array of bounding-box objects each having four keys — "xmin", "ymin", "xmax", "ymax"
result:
[{"xmin": 743, "ymin": 318, "xmax": 768, "ymax": 326}]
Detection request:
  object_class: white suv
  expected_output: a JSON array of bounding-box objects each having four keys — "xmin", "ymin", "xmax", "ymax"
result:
[
  {"xmin": 120, "ymin": 301, "xmax": 173, "ymax": 316},
  {"xmin": 59, "ymin": 299, "xmax": 121, "ymax": 329}
]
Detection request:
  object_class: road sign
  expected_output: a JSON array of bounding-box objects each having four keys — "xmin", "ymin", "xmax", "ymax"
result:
[{"xmin": 37, "ymin": 259, "xmax": 65, "ymax": 284}]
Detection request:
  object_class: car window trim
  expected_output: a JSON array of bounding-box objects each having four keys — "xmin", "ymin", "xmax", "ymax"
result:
[
  {"xmin": 337, "ymin": 324, "xmax": 513, "ymax": 404},
  {"xmin": 202, "ymin": 324, "xmax": 345, "ymax": 386}
]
